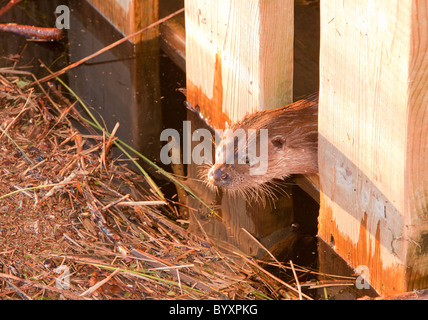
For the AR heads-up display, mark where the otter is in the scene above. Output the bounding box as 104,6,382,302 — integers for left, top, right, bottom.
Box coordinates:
207,93,318,192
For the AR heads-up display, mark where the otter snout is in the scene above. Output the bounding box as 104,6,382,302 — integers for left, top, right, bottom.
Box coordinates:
208,166,231,186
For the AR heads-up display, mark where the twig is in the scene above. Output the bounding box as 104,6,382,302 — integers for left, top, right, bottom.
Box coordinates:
176,269,183,295
105,122,119,155
0,24,62,40
289,260,302,300
62,233,85,249
0,272,84,300
148,264,195,271
4,279,32,300
0,180,77,200
13,186,33,199
0,0,22,18
100,122,119,171
41,171,88,201
101,194,130,211
116,201,168,207
305,281,356,289
80,267,121,297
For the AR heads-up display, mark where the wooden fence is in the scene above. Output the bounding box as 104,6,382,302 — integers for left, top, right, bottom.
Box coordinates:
87,0,427,296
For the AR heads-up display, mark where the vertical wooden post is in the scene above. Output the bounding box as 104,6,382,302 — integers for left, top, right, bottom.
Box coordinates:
184,0,295,255
318,0,428,295
185,0,294,127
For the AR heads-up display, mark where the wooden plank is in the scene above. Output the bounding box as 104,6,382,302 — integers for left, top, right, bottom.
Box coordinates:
160,13,186,71
161,1,319,98
159,0,185,70
318,0,428,295
185,0,294,129
87,0,158,42
184,0,295,255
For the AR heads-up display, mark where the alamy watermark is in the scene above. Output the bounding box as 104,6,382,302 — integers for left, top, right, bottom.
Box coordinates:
55,5,70,30
54,265,70,290
160,121,269,175
355,265,371,289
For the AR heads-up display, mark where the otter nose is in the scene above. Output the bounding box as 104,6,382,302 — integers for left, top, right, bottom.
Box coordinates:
208,167,230,184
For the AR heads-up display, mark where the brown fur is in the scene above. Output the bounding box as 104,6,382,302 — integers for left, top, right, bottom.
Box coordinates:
207,93,318,192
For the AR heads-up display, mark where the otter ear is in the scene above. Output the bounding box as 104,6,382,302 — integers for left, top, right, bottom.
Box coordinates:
271,135,286,150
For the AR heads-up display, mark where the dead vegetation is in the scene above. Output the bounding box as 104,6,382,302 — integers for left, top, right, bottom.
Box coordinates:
0,67,330,300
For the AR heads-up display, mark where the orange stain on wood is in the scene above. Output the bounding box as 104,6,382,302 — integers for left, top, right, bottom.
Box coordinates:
187,52,230,130
319,194,406,295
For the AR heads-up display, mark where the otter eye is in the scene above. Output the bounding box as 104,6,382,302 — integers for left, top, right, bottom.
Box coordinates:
271,136,286,149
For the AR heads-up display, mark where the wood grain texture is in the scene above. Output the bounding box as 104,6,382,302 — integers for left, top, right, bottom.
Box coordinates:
160,13,186,71
87,0,158,42
318,0,428,295
405,0,428,292
185,0,294,128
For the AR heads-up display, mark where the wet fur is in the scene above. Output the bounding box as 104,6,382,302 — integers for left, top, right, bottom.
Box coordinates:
206,93,318,195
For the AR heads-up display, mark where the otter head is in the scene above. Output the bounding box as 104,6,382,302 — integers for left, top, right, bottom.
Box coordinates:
207,97,318,192
207,127,271,190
